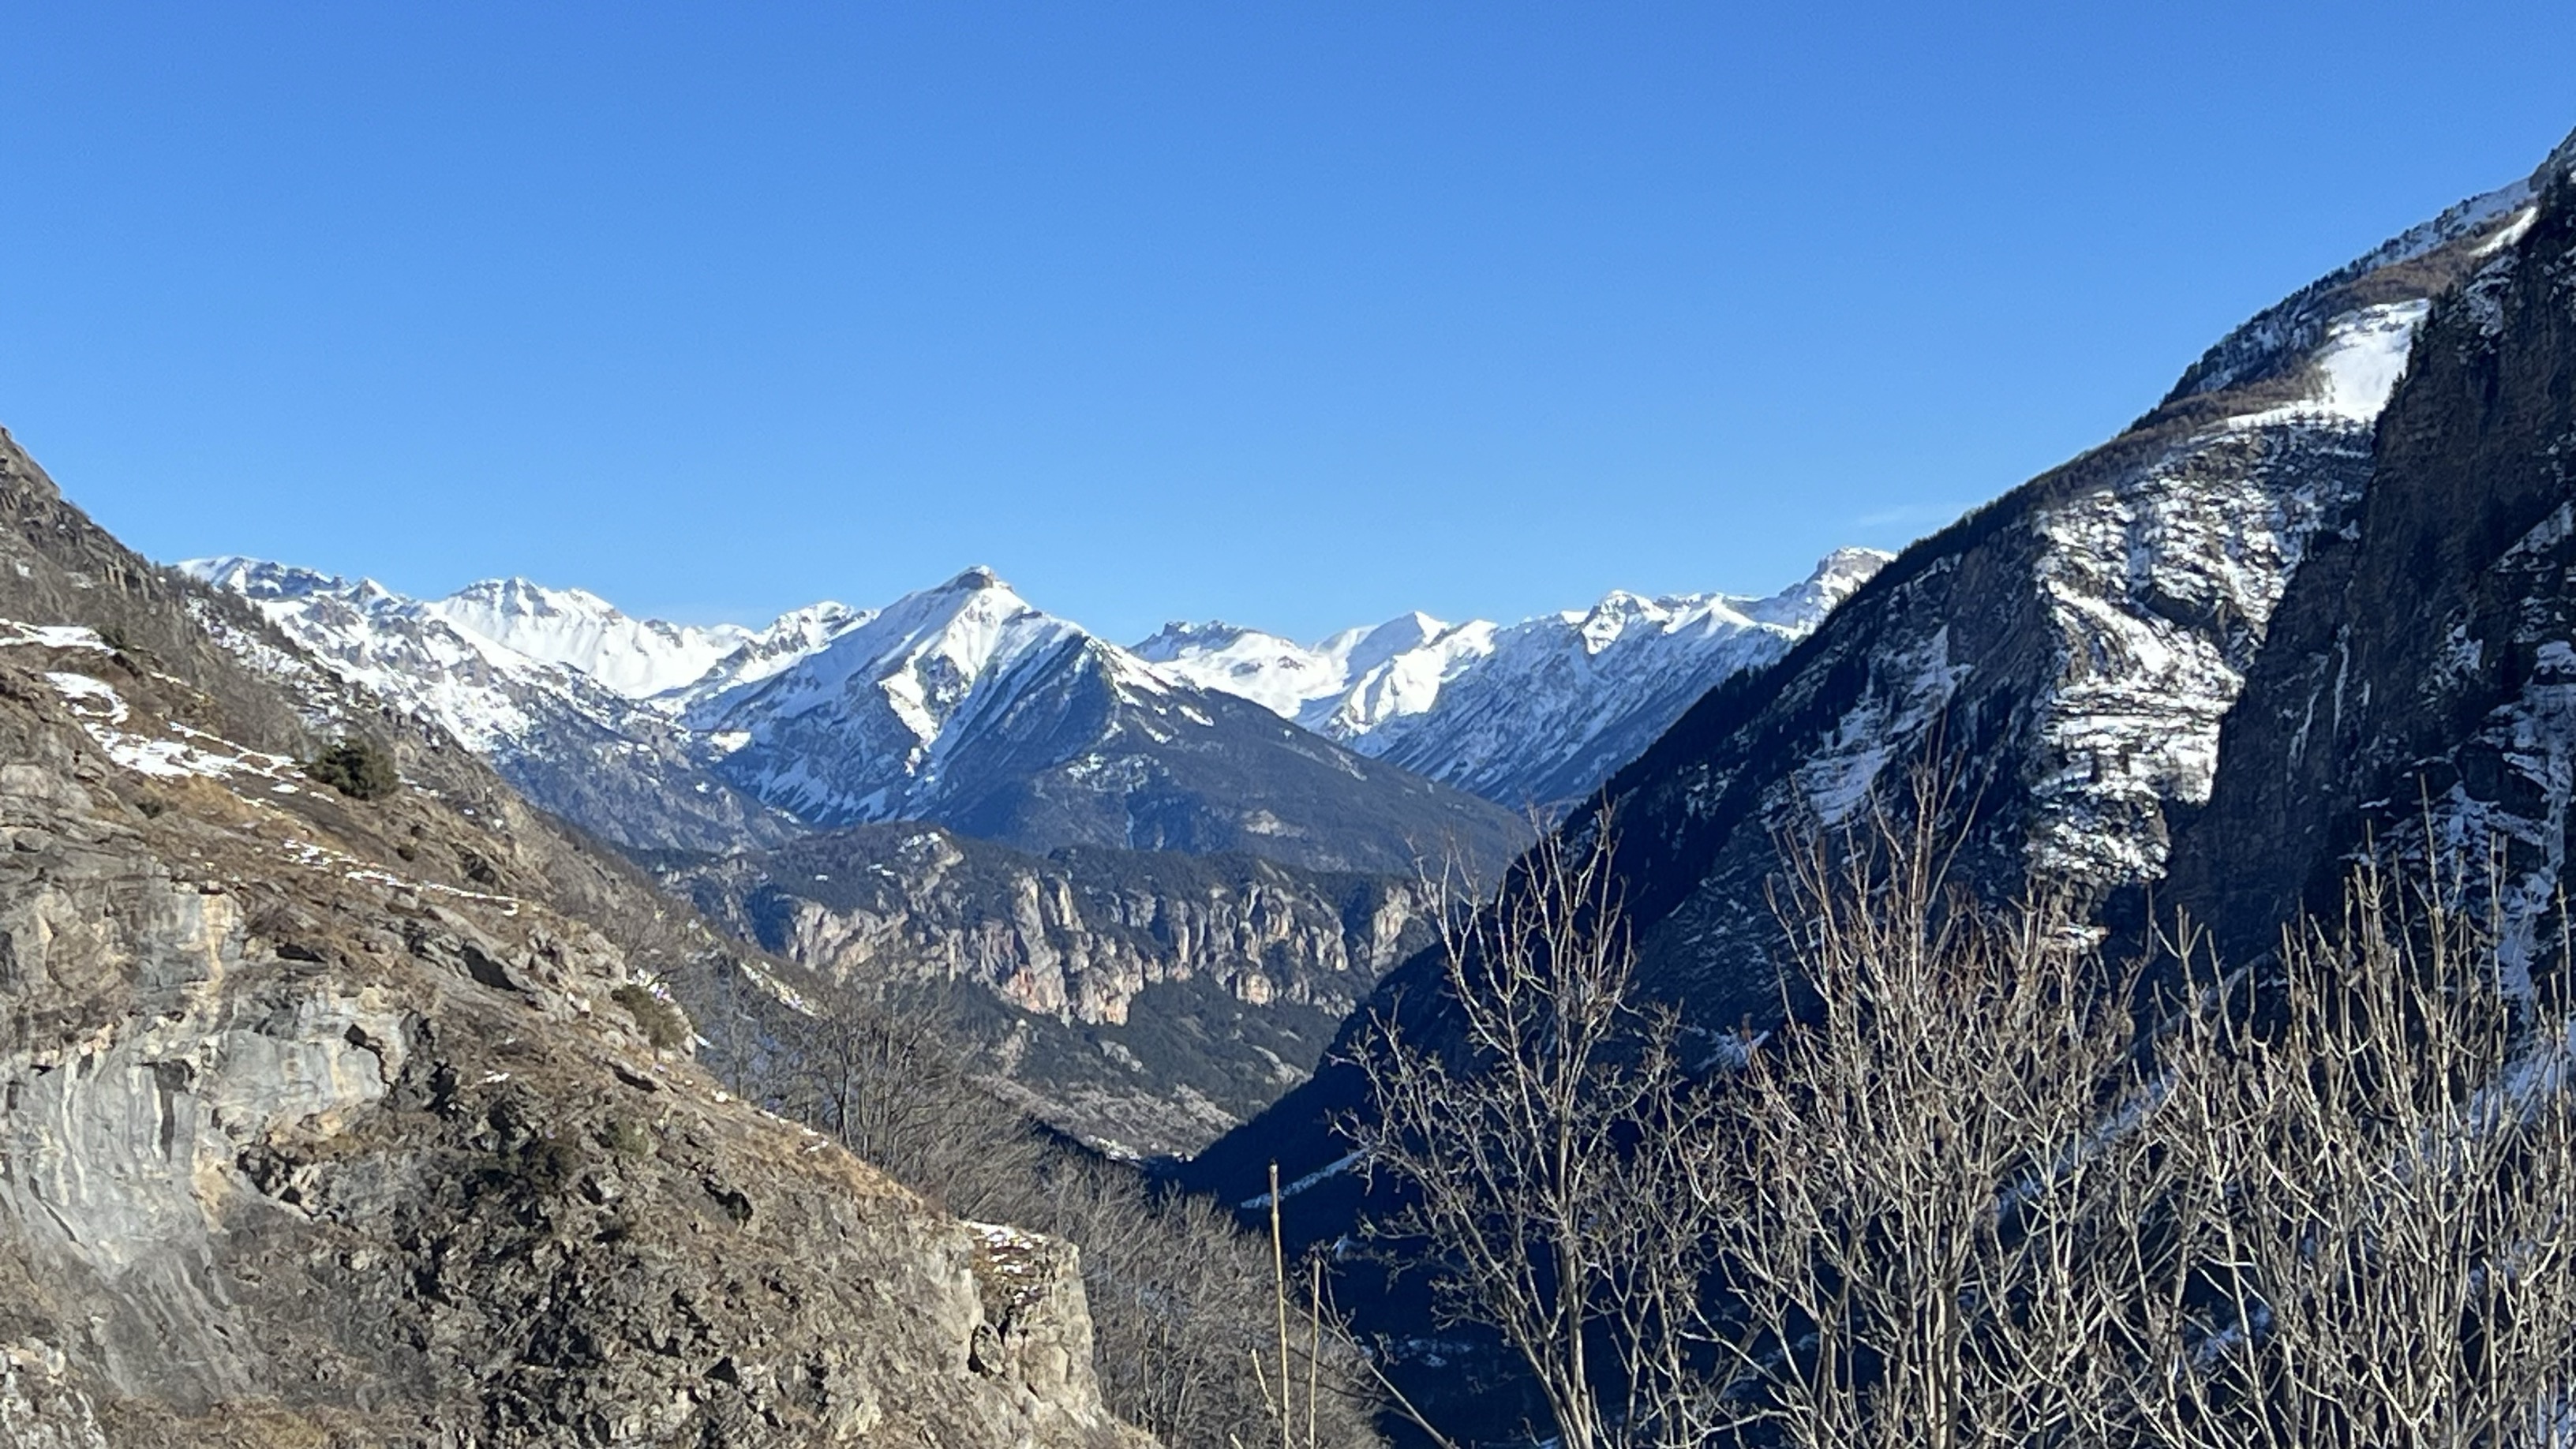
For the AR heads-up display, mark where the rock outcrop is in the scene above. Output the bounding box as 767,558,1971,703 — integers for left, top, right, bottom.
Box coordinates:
0,428,1152,1447
664,824,1434,1158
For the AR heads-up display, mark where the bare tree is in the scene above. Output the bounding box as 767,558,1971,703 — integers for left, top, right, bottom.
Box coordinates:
1702,773,2160,1449
1708,791,2576,1449
2137,863,2576,1449
772,987,1048,1218
1361,765,2576,1448
1350,809,1730,1449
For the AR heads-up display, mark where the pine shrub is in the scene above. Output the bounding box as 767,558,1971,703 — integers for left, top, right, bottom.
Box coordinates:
306,737,399,800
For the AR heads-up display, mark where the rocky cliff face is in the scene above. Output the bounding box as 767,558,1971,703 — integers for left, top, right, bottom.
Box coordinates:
663,825,1433,1158
2167,163,2576,975
0,429,1151,1447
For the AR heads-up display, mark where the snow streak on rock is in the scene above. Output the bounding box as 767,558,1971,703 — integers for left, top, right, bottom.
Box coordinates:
2029,421,2377,882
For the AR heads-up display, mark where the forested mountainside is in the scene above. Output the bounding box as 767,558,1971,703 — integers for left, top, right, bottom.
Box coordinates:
1192,127,2576,1226
0,429,1149,1447
655,823,1435,1158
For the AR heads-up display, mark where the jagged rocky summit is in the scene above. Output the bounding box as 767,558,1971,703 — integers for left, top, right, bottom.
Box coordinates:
0,429,1152,1447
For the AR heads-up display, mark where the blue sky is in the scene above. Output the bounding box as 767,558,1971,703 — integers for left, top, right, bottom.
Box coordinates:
2,4,2570,642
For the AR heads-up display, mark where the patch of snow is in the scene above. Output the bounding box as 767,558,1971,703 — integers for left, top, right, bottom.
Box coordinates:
2233,301,2433,429
1240,1149,1364,1211
31,668,321,792
40,671,126,723
0,621,108,652
2473,205,2540,260
1793,625,1971,826
2028,414,2372,883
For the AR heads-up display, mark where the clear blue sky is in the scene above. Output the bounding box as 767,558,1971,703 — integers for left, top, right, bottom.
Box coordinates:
2,4,2570,642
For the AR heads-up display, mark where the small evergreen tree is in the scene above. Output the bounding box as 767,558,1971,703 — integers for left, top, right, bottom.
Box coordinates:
307,737,399,799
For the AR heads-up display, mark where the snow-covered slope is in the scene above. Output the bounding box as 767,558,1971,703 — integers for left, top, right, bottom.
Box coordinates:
1581,137,2574,1017
421,577,758,698
687,567,1528,873
1133,547,1891,808
178,557,832,852
186,558,1527,874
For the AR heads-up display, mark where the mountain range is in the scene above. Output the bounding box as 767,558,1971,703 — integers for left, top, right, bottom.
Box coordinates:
1134,546,1889,807
184,546,1881,1153
189,549,1886,849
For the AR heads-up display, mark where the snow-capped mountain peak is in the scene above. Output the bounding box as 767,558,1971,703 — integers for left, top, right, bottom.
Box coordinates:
420,575,757,699
1131,548,1895,807
1328,612,1452,675
184,555,399,608
702,565,1095,750
1132,619,1350,718
1744,545,1896,627
182,552,1523,869
663,600,871,707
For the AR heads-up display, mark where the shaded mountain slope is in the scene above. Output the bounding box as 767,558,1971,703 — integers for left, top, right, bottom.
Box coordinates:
1189,129,2572,1212
2164,163,2576,975
179,557,818,856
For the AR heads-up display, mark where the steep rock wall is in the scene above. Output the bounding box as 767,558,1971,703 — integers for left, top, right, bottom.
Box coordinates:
2170,172,2576,972
668,825,1432,1157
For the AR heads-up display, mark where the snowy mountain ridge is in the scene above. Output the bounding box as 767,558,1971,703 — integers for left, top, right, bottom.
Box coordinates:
182,556,865,713
192,546,1883,828
1135,545,1892,807
182,556,1542,870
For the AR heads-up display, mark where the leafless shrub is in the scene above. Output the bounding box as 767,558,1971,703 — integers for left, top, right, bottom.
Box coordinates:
1359,766,2576,1448
2135,863,2576,1449
1706,771,2158,1448
770,988,1048,1217
1351,808,1730,1449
